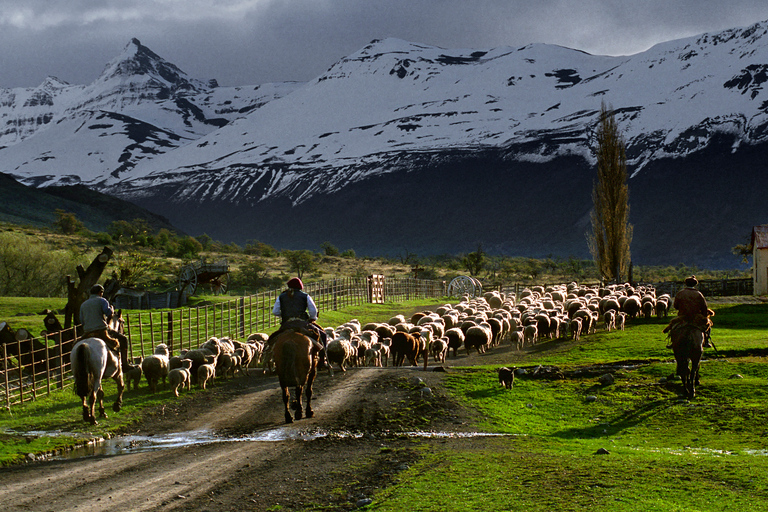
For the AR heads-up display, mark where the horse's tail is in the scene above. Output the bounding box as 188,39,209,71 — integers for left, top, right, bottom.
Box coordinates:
277,341,299,388
73,343,91,398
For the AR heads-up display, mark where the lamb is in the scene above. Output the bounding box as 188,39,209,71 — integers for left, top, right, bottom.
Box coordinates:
615,311,628,331
364,346,382,367
168,359,192,397
509,329,524,350
197,354,217,389
141,343,170,393
372,340,390,367
123,361,142,391
603,310,616,332
431,337,448,363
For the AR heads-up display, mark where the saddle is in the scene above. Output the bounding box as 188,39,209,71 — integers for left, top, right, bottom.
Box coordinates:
270,320,324,352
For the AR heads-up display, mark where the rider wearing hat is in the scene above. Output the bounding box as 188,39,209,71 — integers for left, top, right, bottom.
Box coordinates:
79,284,130,368
269,277,328,368
664,275,714,348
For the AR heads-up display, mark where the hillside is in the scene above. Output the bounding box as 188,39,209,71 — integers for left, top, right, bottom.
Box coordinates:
0,172,180,233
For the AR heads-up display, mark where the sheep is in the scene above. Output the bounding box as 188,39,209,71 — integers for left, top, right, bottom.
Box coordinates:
431,337,448,363
444,327,465,357
523,323,538,346
372,340,390,367
465,323,492,355
498,367,515,389
197,354,217,389
168,359,192,397
390,331,420,367
509,329,524,350
123,361,142,391
364,346,382,367
615,312,628,331
603,310,616,332
326,338,356,372
141,343,170,393
183,337,224,383
569,317,583,341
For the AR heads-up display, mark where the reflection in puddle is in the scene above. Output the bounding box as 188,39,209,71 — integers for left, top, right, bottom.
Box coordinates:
53,428,518,459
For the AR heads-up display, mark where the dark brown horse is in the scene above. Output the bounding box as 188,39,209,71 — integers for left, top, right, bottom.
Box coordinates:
272,330,317,424
671,325,704,400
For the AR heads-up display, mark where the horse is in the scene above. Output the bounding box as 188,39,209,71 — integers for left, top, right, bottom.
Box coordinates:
69,313,126,424
670,324,705,400
272,329,318,424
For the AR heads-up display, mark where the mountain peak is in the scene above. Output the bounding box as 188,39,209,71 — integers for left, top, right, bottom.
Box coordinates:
95,37,208,94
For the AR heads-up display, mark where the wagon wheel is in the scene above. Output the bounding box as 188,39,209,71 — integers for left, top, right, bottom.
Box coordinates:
178,265,198,296
447,275,482,298
209,273,229,295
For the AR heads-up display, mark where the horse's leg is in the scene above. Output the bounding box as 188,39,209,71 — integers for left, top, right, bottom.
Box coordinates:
97,386,107,418
305,373,315,419
88,388,98,425
282,385,293,424
81,395,90,423
112,374,125,413
294,385,304,420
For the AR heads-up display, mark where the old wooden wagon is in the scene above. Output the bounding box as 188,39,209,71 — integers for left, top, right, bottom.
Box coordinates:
178,258,230,296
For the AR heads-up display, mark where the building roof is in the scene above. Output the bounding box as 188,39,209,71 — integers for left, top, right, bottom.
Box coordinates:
752,225,768,249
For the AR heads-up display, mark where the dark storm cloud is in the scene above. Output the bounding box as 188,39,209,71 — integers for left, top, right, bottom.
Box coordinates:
1,0,768,89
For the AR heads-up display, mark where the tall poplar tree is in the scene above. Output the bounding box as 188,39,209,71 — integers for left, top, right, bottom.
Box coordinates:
588,101,633,283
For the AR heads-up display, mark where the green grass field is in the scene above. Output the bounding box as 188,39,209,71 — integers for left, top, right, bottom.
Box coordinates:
372,302,768,511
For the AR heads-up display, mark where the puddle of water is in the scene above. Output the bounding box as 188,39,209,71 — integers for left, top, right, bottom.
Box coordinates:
51,428,518,460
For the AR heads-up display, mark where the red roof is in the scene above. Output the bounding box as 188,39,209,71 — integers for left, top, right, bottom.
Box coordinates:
752,225,768,249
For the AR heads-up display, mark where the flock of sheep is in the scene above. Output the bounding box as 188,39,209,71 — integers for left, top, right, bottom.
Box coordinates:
126,281,669,394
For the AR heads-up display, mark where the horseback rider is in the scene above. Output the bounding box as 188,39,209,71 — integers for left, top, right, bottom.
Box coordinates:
79,284,130,369
664,275,714,348
269,277,328,368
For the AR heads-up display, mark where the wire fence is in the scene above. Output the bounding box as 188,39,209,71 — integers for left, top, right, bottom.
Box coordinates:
1,276,447,409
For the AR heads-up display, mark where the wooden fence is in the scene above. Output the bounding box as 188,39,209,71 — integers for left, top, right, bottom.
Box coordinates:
1,276,447,409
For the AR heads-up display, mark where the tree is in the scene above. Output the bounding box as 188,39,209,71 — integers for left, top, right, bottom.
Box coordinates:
320,241,340,256
53,210,84,234
462,245,485,276
283,250,317,279
588,101,633,284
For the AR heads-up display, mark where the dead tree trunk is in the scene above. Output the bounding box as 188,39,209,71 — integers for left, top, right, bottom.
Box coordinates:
64,246,114,329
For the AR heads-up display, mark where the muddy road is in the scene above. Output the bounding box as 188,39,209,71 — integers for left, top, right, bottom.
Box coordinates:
0,349,505,512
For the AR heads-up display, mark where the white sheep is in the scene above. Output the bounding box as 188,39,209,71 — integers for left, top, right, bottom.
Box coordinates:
168,359,192,397
197,354,217,389
141,343,170,393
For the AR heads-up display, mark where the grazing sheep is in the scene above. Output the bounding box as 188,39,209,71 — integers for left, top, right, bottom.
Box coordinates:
498,367,515,389
197,354,217,389
141,343,170,393
168,359,192,397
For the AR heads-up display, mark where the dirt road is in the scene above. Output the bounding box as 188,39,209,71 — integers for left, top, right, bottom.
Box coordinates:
0,359,487,512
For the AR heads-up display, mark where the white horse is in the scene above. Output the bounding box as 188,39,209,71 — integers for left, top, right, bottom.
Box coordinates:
70,314,125,424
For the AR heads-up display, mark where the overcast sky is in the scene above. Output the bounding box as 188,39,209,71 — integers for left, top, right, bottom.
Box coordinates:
2,0,768,89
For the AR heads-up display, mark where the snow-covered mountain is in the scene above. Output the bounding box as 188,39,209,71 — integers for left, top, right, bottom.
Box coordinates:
3,25,768,268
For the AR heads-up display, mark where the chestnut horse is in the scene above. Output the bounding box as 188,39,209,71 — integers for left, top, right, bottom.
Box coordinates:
272,330,317,424
671,325,704,400
69,313,125,424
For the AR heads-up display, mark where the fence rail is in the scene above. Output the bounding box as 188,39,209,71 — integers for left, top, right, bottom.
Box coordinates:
1,276,448,409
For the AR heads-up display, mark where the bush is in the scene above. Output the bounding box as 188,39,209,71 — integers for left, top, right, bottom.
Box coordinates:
0,232,84,296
